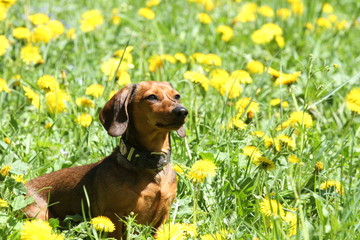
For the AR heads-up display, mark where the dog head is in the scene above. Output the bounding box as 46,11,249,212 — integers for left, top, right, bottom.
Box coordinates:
99,81,187,138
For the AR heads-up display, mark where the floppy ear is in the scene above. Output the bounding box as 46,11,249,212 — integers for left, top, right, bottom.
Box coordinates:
99,84,136,137
176,126,186,138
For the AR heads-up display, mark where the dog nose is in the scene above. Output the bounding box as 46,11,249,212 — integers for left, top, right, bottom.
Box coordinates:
172,106,188,118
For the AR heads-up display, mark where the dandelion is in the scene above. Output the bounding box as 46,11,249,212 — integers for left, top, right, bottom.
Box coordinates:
12,174,27,183
0,78,10,93
0,198,9,208
242,146,262,162
345,88,360,114
188,159,217,183
90,216,115,232
251,131,265,138
44,123,53,129
227,118,247,130
28,13,50,25
259,197,284,217
197,13,212,24
48,20,65,38
201,230,228,240
0,165,11,176
246,60,264,74
229,70,252,84
270,99,289,108
316,17,332,29
174,52,187,64
191,53,221,66
233,11,256,23
80,9,104,32
160,54,176,64
173,164,184,175
235,97,260,116
276,8,291,20
257,5,274,17
288,155,300,163
183,71,209,91
219,79,242,99
101,57,131,80
20,45,44,65
23,86,41,109
76,97,94,108
283,210,298,236
315,161,324,172
21,219,64,240
276,111,313,131
209,68,229,91
0,6,7,21
138,7,155,20
4,137,11,144
148,55,163,72
156,223,197,240
31,25,53,43
75,113,92,127
0,35,10,56
254,157,275,170
216,25,234,42
146,0,161,7
12,27,31,40
45,90,70,113
86,84,104,98
322,3,334,13
66,28,76,39
290,1,304,15
37,75,59,92
320,180,344,195
275,134,296,151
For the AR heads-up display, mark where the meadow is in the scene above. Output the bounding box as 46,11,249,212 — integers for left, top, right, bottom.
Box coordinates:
0,0,360,239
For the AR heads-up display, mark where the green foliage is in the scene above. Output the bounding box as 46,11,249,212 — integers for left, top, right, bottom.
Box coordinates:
1,0,360,239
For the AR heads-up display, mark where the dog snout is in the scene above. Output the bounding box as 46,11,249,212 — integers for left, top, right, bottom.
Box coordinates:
172,106,188,118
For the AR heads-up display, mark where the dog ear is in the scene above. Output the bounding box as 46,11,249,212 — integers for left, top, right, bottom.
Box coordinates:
99,84,136,137
176,126,186,138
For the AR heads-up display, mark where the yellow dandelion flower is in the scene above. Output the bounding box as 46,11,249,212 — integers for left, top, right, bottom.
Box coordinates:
113,46,134,63
276,111,313,131
264,135,275,148
0,35,10,56
322,3,334,13
90,216,115,232
316,17,332,29
251,131,265,138
48,20,65,38
148,55,163,72
44,123,53,129
31,24,53,43
235,97,260,116
227,118,247,130
216,25,234,42
251,29,273,45
259,197,284,217
246,60,264,74
191,53,221,66
254,157,275,170
209,69,229,91
75,113,92,127
174,52,187,64
0,78,10,93
233,10,256,23
320,180,344,195
315,161,324,172
4,137,11,144
12,27,31,40
288,155,300,163
12,174,27,183
335,20,348,30
28,13,50,25
242,146,262,162
156,223,197,240
201,230,228,240
80,9,104,32
138,7,155,20
0,165,11,176
275,35,285,48
229,70,252,84
290,1,304,15
101,57,131,80
85,84,104,98
276,8,291,20
219,79,242,99
327,14,338,23
112,15,121,25
20,45,44,65
197,13,212,24
23,86,41,109
183,71,209,91
146,0,161,7
20,219,64,240
283,210,298,236
0,6,7,21
37,75,59,92
172,164,184,175
257,5,274,18
188,159,217,183
76,97,94,108
66,28,76,40
275,134,296,151
45,90,70,113
345,88,360,114
0,198,9,208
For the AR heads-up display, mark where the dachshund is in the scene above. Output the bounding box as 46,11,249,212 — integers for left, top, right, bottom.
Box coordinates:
24,81,188,239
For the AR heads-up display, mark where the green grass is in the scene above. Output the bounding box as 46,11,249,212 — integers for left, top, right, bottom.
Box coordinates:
1,0,360,239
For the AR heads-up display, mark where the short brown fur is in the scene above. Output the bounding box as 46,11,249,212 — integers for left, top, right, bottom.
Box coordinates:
24,81,188,239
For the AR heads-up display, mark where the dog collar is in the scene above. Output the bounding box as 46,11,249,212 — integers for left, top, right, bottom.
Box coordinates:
117,138,170,171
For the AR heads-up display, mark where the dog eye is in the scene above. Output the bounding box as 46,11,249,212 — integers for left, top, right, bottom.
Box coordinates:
174,94,180,100
145,94,158,101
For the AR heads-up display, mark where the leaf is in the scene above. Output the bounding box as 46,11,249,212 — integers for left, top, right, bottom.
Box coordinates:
11,196,34,211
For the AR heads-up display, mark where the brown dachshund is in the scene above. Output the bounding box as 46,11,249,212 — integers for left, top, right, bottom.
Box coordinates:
24,81,188,239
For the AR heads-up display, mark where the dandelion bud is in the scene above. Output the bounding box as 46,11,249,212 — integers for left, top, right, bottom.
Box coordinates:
315,161,324,172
